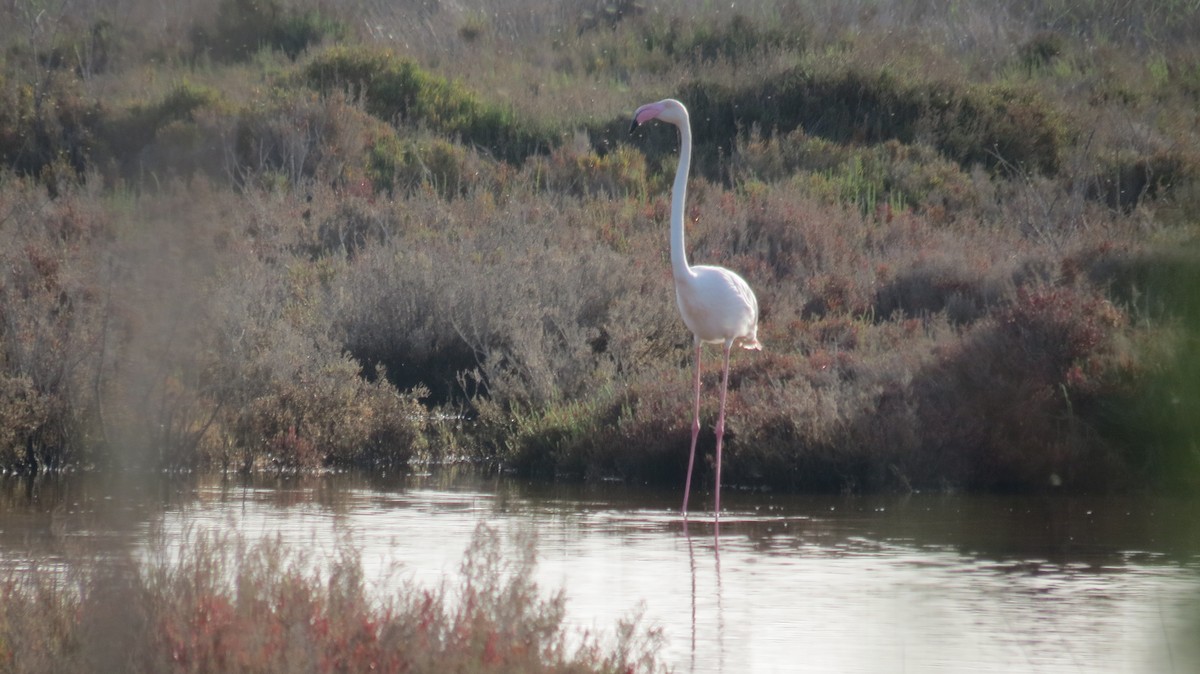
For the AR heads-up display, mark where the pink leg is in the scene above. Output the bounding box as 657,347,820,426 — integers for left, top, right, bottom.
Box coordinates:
682,339,702,516
713,340,733,519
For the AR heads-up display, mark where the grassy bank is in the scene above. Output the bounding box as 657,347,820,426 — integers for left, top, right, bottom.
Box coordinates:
0,0,1198,491
0,525,664,673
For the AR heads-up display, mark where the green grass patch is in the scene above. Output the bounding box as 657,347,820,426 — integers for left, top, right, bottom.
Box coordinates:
304,46,554,164
673,65,1064,178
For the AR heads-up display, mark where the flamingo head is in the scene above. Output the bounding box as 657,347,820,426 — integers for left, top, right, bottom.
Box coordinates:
629,98,688,133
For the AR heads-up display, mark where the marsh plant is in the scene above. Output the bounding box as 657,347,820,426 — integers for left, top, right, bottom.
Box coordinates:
0,0,1197,492
0,524,665,673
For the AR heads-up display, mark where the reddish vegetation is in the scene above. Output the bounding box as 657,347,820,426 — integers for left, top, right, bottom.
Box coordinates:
0,527,665,673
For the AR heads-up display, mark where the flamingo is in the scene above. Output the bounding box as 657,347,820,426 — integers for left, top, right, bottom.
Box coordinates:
630,98,761,519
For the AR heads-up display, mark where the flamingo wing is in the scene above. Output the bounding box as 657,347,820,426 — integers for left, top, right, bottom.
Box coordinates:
676,265,760,348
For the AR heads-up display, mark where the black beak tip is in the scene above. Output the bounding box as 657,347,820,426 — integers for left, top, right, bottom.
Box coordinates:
628,120,639,134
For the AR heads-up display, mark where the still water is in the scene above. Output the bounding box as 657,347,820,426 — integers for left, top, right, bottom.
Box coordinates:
2,470,1199,673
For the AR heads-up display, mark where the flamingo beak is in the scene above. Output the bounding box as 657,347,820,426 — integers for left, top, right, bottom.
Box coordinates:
630,102,664,133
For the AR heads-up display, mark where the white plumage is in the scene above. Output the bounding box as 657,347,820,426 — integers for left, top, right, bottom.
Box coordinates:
631,98,762,519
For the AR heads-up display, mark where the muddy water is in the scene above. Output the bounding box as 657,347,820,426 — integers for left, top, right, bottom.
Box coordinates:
2,471,1199,673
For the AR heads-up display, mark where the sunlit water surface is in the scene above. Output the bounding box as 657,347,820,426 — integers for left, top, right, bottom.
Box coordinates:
2,471,1199,673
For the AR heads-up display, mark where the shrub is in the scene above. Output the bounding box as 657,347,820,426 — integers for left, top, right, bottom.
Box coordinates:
1085,148,1197,212
874,258,1010,324
0,374,49,470
1019,31,1067,74
673,65,1064,179
1072,244,1200,489
170,195,430,471
231,357,428,471
497,393,617,478
915,285,1131,489
367,132,473,199
534,140,648,198
763,139,980,218
32,17,120,78
0,179,116,471
312,201,394,258
0,526,667,673
0,70,103,191
573,0,646,34
234,89,368,188
326,185,681,416
304,47,551,164
643,12,808,65
191,0,344,62
930,84,1063,175
565,10,806,80
103,80,228,179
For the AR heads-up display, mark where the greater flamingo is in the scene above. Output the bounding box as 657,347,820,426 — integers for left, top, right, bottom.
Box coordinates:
630,98,761,519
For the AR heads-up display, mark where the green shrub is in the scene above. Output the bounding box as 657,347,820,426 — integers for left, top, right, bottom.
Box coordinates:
1085,148,1197,212
671,65,1064,179
35,18,120,78
493,364,729,486
1069,244,1200,489
1099,325,1200,490
931,84,1063,175
0,70,103,190
304,47,551,164
639,12,807,65
1019,31,1067,74
272,7,345,59
104,80,227,178
367,132,472,199
566,11,806,79
498,395,616,478
191,0,343,62
533,141,648,198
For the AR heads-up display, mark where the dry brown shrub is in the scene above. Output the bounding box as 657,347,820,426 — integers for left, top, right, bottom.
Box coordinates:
914,284,1132,489
331,188,677,413
0,177,117,470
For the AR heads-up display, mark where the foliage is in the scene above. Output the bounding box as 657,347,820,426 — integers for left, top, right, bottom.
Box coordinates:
0,0,1197,492
367,133,473,199
103,81,228,179
0,69,103,192
304,47,551,164
915,285,1133,489
0,525,666,673
673,66,1064,179
191,0,344,62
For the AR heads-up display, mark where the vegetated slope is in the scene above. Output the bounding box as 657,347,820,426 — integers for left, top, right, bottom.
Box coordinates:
0,0,1197,492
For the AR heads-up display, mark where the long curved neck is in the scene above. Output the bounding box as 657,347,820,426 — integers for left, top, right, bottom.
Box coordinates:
670,115,693,280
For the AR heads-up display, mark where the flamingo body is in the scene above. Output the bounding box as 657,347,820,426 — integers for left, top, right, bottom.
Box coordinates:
631,98,761,519
676,264,761,349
